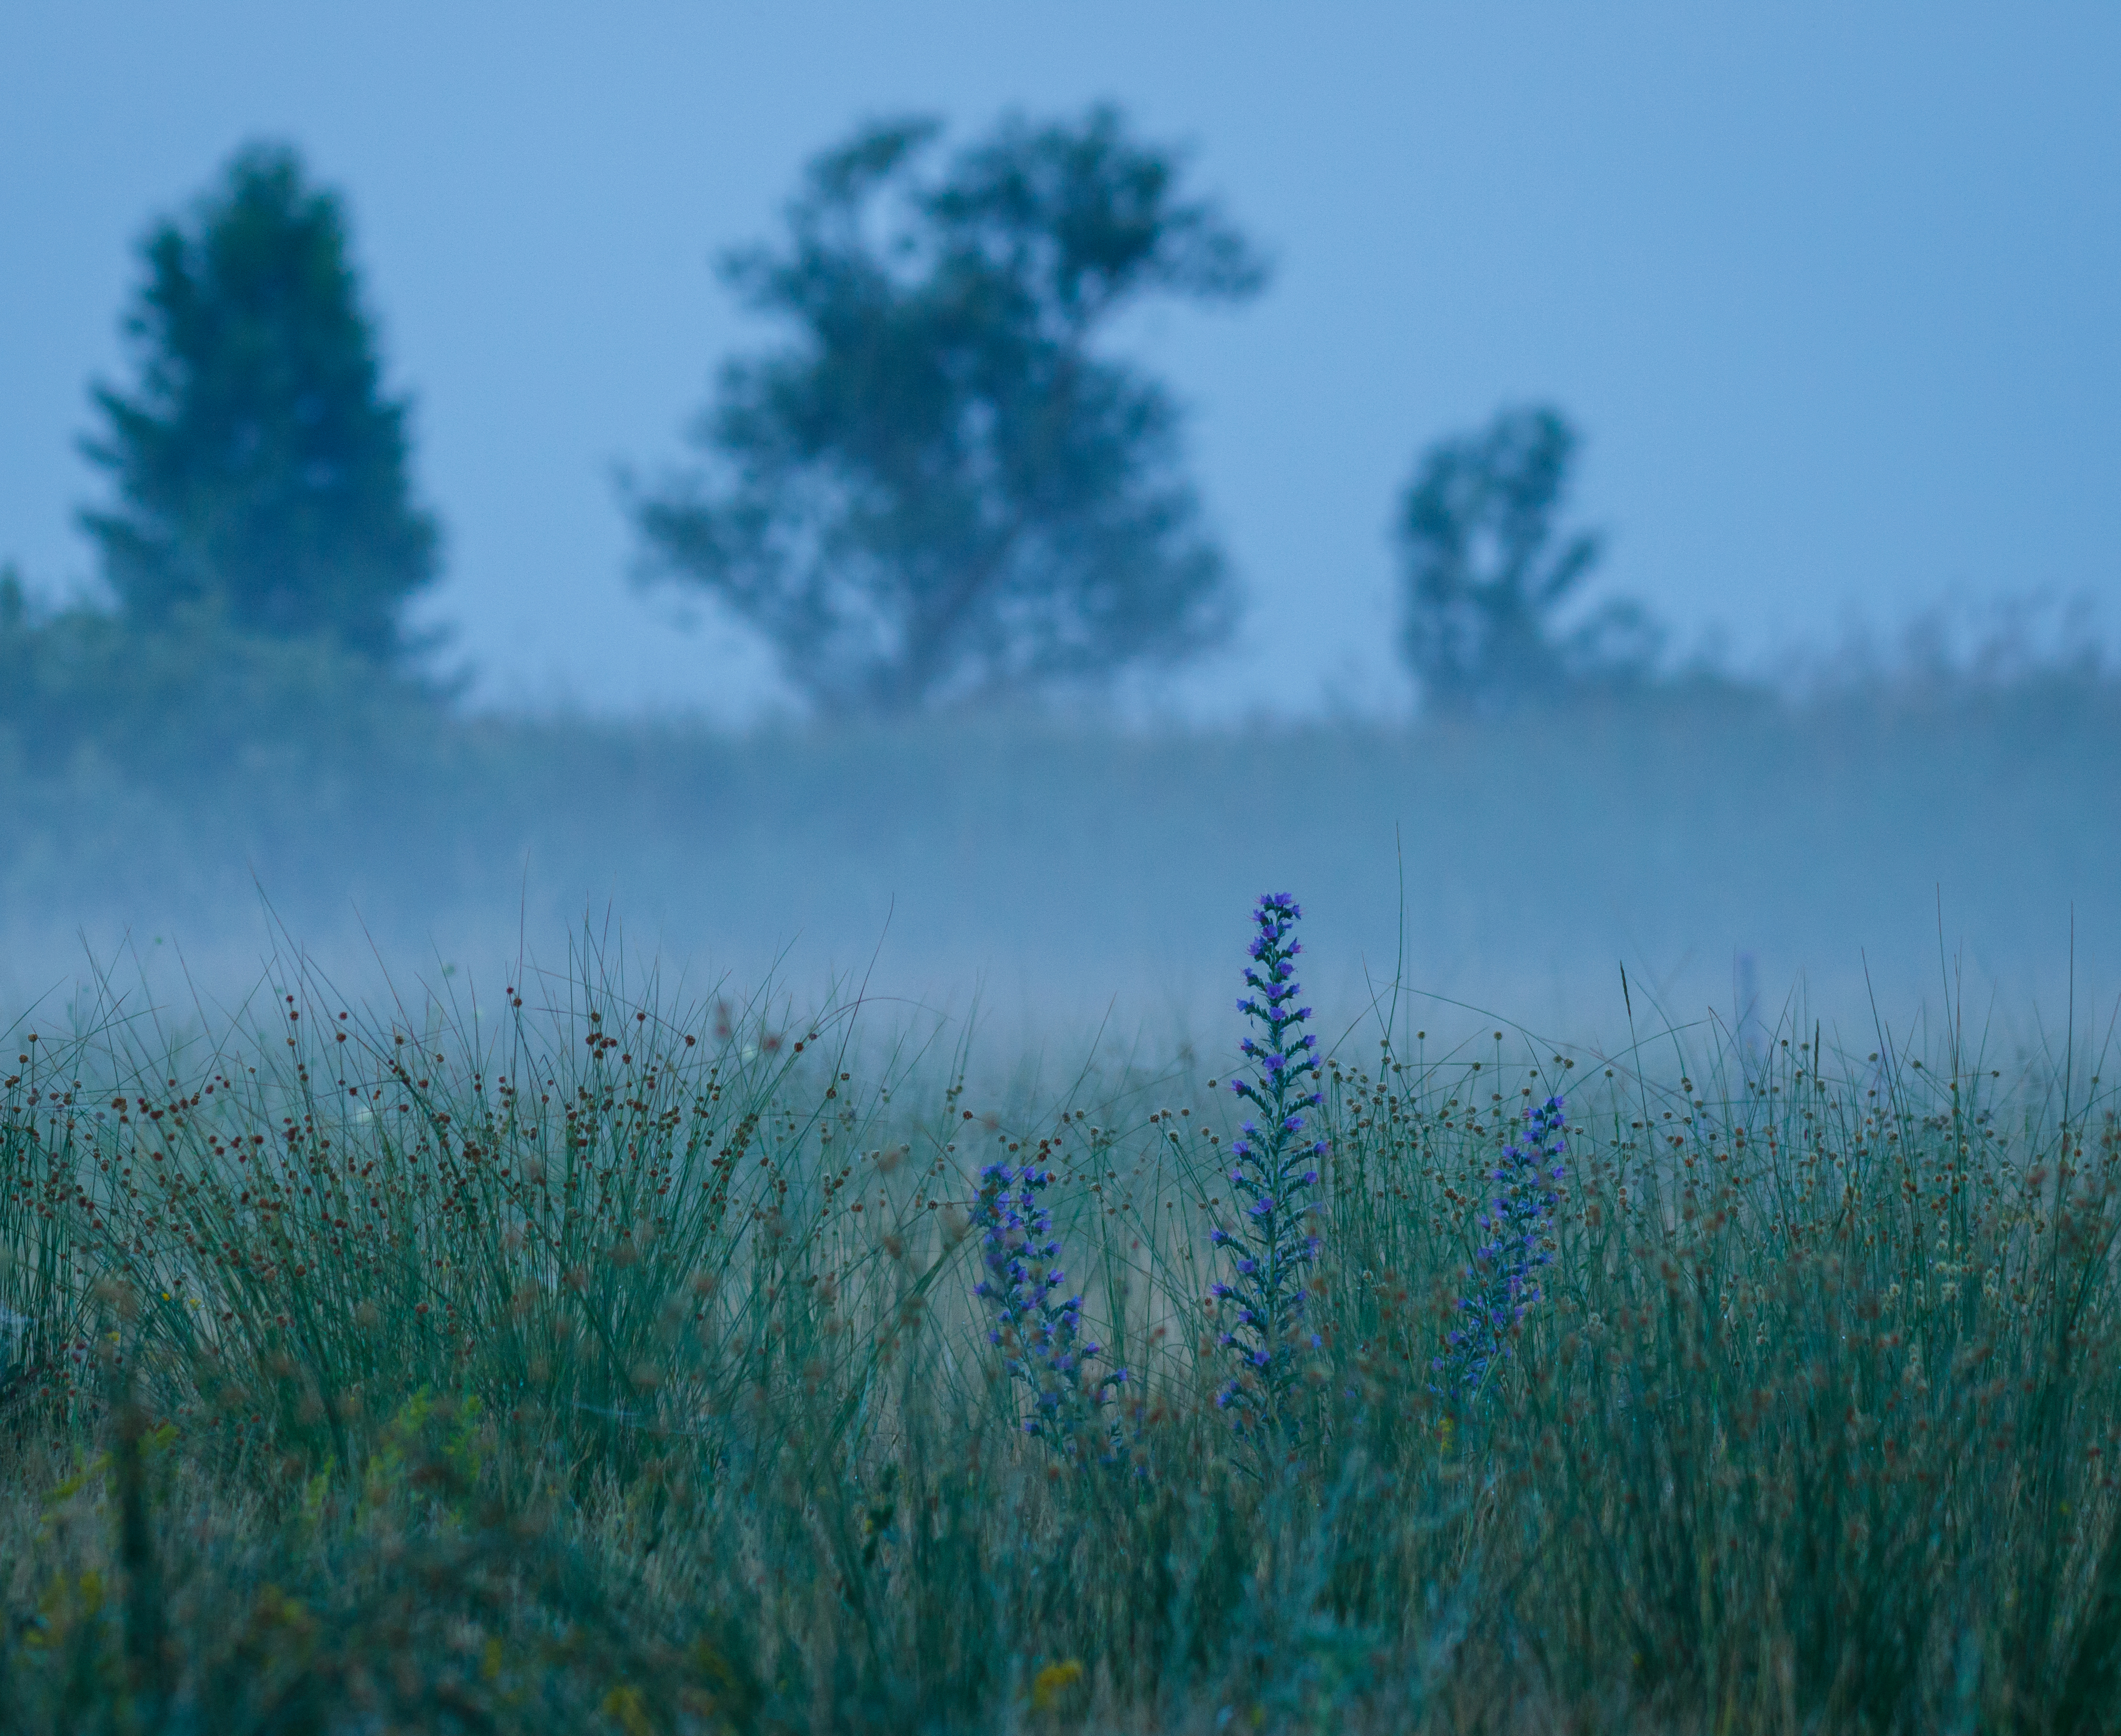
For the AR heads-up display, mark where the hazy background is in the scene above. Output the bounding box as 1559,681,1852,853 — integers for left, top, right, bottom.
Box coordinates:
10,2,2121,715
2,2,2117,1053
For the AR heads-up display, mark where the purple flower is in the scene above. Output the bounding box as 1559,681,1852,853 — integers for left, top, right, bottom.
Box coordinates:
971,1158,1130,1466
1209,893,1327,1442
1434,1095,1566,1407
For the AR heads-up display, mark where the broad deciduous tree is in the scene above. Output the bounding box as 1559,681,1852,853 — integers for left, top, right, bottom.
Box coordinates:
1398,406,1659,717
634,108,1265,717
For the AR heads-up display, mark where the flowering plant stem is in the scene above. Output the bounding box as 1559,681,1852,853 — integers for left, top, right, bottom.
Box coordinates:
972,1159,1126,1465
1434,1095,1566,1413
1211,894,1326,1453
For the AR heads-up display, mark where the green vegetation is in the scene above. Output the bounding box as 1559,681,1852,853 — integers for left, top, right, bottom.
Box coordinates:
78,142,441,666
4,958,2120,1732
7,108,2120,1736
0,571,443,779
1397,405,1661,717
633,106,1265,717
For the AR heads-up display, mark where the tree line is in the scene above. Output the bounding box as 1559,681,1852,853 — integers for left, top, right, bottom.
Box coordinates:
9,118,1660,726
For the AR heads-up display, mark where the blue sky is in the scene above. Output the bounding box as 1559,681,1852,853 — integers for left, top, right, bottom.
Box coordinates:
4,2,2117,721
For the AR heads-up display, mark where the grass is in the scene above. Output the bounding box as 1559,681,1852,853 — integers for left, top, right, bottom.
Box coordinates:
3,947,2121,1733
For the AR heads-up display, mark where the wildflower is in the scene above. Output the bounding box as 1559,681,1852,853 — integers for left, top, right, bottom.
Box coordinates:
1210,894,1326,1440
972,1159,1128,1464
1031,1657,1086,1711
1434,1094,1566,1405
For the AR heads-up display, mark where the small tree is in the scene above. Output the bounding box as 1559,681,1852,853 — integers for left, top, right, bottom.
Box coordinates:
79,143,440,664
1397,406,1659,718
634,107,1266,717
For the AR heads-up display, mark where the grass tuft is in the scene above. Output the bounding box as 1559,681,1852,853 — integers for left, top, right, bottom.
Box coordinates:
3,954,2119,1731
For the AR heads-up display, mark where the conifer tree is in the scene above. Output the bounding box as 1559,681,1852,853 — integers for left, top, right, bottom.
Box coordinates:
80,143,439,663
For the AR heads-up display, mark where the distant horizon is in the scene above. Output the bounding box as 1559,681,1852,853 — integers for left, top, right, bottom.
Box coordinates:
6,2,2119,724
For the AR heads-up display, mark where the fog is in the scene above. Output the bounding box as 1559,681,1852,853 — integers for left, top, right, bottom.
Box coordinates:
6,687,2114,1068
4,5,2119,1067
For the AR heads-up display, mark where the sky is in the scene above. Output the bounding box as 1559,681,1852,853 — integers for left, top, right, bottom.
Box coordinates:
4,2,2119,723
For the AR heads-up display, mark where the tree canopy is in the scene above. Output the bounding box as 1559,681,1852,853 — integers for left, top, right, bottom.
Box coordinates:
79,142,439,664
1397,406,1660,717
634,107,1266,717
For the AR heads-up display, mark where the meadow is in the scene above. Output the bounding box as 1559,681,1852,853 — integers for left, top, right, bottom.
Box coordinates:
4,906,2120,1734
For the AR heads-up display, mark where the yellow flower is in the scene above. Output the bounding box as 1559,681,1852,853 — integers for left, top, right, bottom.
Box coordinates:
1031,1657,1085,1711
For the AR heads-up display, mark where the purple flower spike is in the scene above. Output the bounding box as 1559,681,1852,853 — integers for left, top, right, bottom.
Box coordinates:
1209,893,1328,1442
1434,1095,1567,1408
970,1151,1130,1469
